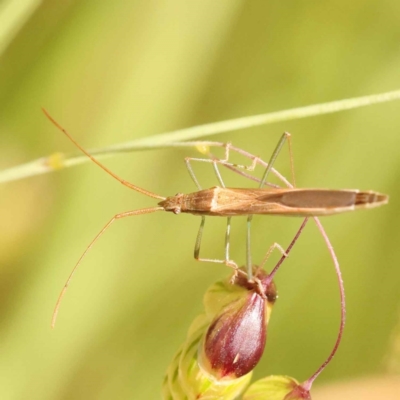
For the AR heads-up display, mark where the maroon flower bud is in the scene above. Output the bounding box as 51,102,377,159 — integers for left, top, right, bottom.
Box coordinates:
199,269,277,380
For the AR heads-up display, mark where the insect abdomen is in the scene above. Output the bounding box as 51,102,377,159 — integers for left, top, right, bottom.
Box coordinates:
355,191,388,207
259,189,388,216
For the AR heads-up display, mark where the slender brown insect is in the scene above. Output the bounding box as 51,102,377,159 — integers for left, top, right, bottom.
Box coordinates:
43,109,388,327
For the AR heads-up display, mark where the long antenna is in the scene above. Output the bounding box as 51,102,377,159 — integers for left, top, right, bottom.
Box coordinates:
42,109,166,200
51,206,164,328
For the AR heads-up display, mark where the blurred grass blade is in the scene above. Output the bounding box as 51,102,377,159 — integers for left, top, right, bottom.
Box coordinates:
1,88,400,184
0,0,42,57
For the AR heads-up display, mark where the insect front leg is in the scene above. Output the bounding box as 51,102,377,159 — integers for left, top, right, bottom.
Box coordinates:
185,148,244,189
185,157,238,273
194,216,241,278
184,140,295,188
184,141,261,180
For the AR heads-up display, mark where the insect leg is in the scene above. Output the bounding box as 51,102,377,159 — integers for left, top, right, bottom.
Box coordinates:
225,217,232,263
194,216,240,277
51,206,164,328
184,140,294,189
194,216,240,274
182,141,292,188
257,243,288,273
259,132,293,187
185,150,239,190
194,216,206,260
246,217,253,280
246,132,294,280
184,141,261,180
211,162,234,267
186,156,236,271
184,157,203,190
216,142,260,171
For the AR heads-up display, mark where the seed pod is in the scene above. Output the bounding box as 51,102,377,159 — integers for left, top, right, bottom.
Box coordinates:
200,270,277,380
162,268,277,399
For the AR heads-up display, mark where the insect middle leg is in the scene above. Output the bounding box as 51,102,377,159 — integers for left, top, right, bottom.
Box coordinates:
193,216,241,279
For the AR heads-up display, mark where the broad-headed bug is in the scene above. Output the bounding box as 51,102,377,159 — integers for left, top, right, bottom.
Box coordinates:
43,109,388,326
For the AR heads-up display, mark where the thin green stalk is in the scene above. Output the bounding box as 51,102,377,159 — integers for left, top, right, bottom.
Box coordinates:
2,89,400,184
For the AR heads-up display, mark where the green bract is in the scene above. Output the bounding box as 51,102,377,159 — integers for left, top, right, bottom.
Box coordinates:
162,271,278,399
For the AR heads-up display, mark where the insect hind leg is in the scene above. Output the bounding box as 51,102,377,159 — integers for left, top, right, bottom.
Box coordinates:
256,242,288,274
246,132,295,280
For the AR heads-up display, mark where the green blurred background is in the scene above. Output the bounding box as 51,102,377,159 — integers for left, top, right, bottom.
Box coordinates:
0,1,399,399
